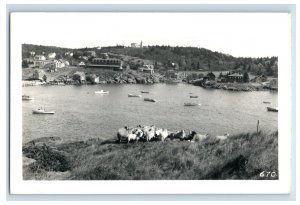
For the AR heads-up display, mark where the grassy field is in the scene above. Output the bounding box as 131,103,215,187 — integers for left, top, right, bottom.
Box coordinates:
23,131,278,180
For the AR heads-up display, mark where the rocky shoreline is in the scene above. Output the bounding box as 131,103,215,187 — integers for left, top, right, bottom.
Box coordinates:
22,68,278,92
188,80,278,92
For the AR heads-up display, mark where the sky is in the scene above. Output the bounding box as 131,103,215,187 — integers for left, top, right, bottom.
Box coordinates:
12,12,290,57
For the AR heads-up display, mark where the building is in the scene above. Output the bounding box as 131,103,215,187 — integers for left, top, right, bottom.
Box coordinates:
82,56,89,60
100,53,109,59
48,52,56,59
34,55,46,61
89,58,123,71
77,61,86,67
138,65,154,74
85,51,96,57
64,51,74,57
131,41,143,48
86,74,99,84
226,73,243,82
32,69,46,81
61,60,69,66
131,43,138,48
33,60,51,68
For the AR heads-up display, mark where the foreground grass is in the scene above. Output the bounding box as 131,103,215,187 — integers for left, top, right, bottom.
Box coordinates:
23,131,278,180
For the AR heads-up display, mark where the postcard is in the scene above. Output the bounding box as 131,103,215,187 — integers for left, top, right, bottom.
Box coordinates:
10,12,291,194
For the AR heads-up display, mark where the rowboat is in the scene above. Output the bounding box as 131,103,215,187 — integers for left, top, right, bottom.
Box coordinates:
128,94,142,97
144,98,156,102
184,103,201,106
267,107,278,112
32,108,55,114
22,95,34,100
141,91,149,94
95,90,109,94
190,96,198,98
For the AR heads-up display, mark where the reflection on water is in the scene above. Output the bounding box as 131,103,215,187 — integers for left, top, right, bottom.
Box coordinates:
23,84,278,143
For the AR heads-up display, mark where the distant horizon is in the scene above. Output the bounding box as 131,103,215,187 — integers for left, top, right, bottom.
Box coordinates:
22,43,279,59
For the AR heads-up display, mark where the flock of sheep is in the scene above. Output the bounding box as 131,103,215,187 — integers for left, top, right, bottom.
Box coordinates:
117,125,230,143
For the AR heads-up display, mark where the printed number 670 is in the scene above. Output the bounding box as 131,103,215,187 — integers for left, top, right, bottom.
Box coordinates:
259,171,277,178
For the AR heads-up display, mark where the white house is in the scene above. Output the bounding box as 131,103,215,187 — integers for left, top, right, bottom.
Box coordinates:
34,55,46,61
78,61,86,67
48,52,56,59
139,65,154,74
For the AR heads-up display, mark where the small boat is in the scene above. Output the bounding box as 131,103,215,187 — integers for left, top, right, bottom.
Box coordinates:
141,91,149,94
267,107,278,112
22,95,34,101
32,108,55,114
190,96,198,98
95,90,109,94
144,98,156,102
184,103,201,106
128,94,142,97
263,101,271,104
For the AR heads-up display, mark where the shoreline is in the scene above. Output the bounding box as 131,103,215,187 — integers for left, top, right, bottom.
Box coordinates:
22,67,278,92
22,80,278,93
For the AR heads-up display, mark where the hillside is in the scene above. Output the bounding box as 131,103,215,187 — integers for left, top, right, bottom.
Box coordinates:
23,131,278,180
22,44,278,77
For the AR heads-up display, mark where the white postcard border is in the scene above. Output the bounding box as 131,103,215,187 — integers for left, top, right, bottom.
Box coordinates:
10,12,291,195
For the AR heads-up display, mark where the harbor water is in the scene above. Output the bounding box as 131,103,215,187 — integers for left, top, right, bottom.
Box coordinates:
22,83,278,143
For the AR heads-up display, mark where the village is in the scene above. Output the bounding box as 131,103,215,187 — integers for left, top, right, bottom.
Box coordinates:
22,43,278,92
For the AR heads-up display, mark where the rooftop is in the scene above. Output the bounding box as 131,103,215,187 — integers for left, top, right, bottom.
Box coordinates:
228,73,243,77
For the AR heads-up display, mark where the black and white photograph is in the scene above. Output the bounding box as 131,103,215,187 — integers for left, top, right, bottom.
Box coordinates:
8,11,293,194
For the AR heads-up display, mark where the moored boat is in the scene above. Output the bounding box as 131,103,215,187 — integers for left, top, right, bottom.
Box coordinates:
95,90,109,94
144,98,156,102
190,96,198,98
32,108,55,114
128,94,142,97
22,95,34,101
184,103,201,106
141,91,149,94
267,107,278,112
263,101,271,104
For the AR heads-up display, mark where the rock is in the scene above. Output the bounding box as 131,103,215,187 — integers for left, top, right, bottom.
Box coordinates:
136,77,147,84
146,78,153,84
153,77,160,83
127,78,136,84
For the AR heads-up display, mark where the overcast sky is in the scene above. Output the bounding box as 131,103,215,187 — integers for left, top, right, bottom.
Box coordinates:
13,12,290,57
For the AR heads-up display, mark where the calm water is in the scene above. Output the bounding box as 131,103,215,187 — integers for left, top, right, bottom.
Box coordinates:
22,84,278,143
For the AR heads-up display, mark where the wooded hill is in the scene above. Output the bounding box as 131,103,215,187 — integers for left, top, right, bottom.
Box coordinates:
22,44,278,77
